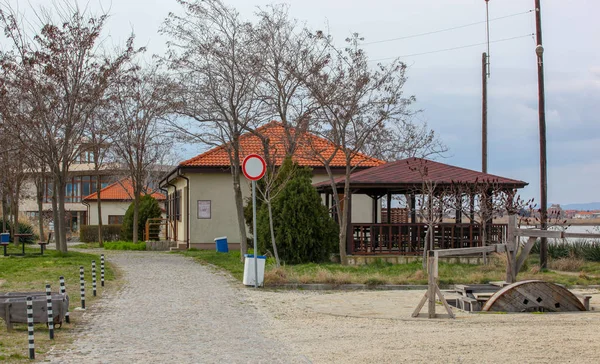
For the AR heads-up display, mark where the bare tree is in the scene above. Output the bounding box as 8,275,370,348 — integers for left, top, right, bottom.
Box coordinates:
362,117,448,162
0,1,140,251
86,108,116,247
299,33,415,265
110,63,174,243
252,4,328,155
162,0,267,258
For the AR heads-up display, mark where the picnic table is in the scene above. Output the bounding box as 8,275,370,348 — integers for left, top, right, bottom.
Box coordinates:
13,233,33,256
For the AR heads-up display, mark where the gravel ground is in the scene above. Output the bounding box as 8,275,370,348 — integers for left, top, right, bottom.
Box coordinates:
47,251,307,364
45,250,600,363
245,288,600,364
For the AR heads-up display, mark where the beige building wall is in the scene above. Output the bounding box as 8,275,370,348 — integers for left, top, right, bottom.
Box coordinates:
86,202,131,225
167,170,378,250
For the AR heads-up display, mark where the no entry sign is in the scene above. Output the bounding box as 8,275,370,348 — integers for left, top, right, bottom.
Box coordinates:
242,154,266,181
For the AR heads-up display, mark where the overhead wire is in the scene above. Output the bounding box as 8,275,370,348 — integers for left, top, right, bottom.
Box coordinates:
369,33,534,63
361,9,533,46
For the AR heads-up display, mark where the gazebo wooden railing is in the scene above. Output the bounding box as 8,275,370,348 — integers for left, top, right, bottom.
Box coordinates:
350,223,507,255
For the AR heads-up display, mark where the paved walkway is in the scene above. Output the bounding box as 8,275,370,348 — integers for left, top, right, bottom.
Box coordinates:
47,251,306,363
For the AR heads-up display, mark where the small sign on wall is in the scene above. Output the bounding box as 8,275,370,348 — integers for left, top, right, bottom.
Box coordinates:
197,200,211,219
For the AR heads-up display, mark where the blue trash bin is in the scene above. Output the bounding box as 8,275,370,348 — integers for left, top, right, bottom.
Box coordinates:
0,233,9,244
214,236,229,253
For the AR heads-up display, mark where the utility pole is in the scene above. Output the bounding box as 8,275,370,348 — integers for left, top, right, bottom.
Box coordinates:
482,52,488,174
482,0,490,174
534,0,548,268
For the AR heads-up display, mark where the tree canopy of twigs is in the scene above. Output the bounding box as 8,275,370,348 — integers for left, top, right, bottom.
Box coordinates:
0,1,141,251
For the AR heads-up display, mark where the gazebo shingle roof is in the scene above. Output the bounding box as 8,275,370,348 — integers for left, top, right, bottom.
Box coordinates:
314,158,528,191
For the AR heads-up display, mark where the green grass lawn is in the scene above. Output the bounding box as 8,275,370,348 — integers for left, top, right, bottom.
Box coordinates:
179,249,600,287
0,244,117,362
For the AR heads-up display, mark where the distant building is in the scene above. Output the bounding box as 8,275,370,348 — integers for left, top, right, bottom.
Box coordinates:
547,204,564,219
574,211,598,219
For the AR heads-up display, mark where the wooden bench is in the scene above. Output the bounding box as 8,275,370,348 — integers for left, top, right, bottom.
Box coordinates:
459,296,480,312
573,293,592,311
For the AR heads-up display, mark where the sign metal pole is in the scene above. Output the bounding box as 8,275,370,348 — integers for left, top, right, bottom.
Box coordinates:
252,180,258,288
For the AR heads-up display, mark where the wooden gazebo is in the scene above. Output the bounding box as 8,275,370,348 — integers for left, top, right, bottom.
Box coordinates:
314,158,528,256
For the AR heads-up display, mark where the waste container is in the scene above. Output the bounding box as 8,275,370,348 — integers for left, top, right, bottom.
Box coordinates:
0,233,9,244
243,254,266,286
214,236,229,253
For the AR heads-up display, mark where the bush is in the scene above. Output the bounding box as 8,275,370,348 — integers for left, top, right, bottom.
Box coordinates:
121,195,162,241
0,218,37,242
255,161,338,264
104,241,146,250
80,225,123,243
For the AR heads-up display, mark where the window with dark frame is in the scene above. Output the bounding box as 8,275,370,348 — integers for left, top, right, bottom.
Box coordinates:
108,215,124,225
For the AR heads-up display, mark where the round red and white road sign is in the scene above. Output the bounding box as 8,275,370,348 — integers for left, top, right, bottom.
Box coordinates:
242,154,266,181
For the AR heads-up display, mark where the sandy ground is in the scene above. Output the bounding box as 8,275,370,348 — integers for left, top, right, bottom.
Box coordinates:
246,288,600,364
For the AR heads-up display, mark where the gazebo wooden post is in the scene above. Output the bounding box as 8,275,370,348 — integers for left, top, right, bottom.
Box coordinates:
410,194,416,223
386,192,392,224
371,195,378,224
469,195,475,223
455,195,462,223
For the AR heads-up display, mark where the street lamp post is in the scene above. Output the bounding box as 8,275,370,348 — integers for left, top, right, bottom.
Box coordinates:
534,0,548,269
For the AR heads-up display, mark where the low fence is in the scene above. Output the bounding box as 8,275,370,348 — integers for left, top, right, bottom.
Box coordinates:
350,223,506,255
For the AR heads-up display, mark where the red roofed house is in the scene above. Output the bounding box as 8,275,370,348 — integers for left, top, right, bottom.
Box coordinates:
83,178,166,225
159,121,384,251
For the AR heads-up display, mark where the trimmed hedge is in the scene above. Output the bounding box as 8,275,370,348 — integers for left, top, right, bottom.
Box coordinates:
80,224,123,243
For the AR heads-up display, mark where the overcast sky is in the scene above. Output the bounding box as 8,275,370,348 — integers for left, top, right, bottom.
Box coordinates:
12,0,600,205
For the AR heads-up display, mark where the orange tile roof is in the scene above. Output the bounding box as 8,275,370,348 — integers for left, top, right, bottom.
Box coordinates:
83,178,166,201
179,121,384,168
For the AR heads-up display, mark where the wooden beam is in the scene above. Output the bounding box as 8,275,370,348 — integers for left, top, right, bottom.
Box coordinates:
516,237,537,274
516,228,600,240
432,245,502,257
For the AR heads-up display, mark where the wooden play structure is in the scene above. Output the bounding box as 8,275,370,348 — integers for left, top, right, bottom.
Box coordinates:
413,215,600,318
1,292,69,330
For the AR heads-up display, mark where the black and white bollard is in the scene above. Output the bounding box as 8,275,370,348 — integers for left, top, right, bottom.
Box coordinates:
92,260,97,297
26,296,35,360
100,254,105,287
79,266,86,310
45,284,54,340
59,276,70,323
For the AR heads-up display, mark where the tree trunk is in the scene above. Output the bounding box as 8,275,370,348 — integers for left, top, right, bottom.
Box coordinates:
36,179,45,242
57,174,68,252
10,196,18,246
51,182,61,250
1,194,7,233
97,176,103,247
267,200,281,268
132,193,140,243
338,174,351,266
231,163,248,261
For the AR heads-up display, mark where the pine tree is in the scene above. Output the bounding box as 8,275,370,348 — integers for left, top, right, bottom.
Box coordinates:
256,165,338,264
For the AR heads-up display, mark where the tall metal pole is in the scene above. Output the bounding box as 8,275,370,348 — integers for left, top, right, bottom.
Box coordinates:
252,180,258,288
534,0,548,268
482,52,488,174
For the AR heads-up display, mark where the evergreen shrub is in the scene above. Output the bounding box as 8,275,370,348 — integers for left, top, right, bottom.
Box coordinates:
255,162,338,264
121,195,162,241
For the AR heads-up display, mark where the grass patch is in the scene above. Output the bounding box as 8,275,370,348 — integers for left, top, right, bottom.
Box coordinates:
177,249,600,287
0,245,117,362
71,242,102,249
103,241,146,251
